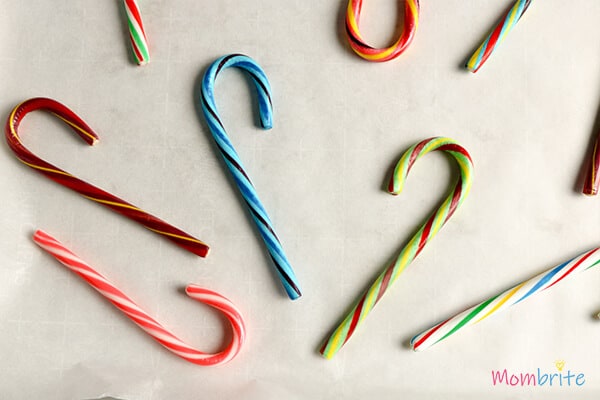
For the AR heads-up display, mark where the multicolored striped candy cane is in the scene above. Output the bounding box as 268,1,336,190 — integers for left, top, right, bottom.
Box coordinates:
465,0,532,73
411,247,600,351
33,229,245,366
6,98,209,257
345,0,419,62
123,0,150,65
320,137,473,359
583,126,600,195
200,54,302,300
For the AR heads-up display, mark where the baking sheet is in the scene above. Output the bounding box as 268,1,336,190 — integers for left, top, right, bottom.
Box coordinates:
1,0,600,398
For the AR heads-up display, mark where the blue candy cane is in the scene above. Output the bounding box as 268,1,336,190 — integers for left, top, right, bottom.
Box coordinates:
200,54,301,300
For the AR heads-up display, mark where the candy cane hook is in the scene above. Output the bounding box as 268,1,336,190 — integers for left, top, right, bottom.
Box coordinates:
200,54,302,300
320,137,473,359
345,0,419,62
6,98,209,257
33,230,245,366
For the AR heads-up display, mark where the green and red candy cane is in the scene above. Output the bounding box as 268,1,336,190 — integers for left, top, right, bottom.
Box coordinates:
320,137,473,359
123,0,150,65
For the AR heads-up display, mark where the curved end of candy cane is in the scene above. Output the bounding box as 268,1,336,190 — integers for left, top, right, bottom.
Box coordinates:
201,54,274,132
184,284,247,365
387,175,404,195
6,98,100,148
345,0,419,62
260,112,273,131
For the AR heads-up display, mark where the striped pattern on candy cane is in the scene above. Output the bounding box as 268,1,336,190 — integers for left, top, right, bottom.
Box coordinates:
200,54,302,300
320,137,473,359
33,230,245,366
411,247,600,351
345,0,419,62
123,0,150,65
465,0,532,73
5,98,209,257
583,127,600,196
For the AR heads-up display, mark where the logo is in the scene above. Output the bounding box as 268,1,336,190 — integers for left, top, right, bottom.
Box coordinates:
491,361,586,387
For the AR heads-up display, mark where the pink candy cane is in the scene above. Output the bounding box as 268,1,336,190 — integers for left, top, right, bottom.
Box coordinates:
33,230,245,366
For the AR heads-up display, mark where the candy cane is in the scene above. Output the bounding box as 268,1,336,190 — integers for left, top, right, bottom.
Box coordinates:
465,0,532,73
5,98,209,257
583,126,600,196
200,54,302,300
411,247,600,351
320,137,473,359
123,0,150,65
33,230,245,365
345,0,419,62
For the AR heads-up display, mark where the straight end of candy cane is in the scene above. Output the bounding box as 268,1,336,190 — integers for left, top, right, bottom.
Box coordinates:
287,289,302,301
136,58,150,67
465,0,532,74
582,139,600,196
464,47,488,74
464,61,480,74
192,244,210,258
123,0,150,66
33,229,49,243
282,278,302,300
410,333,428,352
319,318,355,360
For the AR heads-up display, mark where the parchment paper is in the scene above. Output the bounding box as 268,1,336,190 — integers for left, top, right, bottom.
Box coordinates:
1,1,600,398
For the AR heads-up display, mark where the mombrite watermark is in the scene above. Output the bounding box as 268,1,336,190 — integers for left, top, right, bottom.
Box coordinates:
491,361,586,387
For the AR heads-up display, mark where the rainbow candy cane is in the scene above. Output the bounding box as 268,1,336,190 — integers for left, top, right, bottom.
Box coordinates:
33,230,245,365
345,0,419,62
200,54,302,300
320,137,473,359
466,0,532,72
411,247,600,351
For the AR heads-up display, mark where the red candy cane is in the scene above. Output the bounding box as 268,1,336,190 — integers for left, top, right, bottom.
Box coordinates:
583,126,600,196
6,98,209,257
33,230,245,366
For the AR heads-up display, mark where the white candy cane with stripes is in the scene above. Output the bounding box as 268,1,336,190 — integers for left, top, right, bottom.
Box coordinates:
411,247,600,351
33,230,245,366
123,0,150,65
